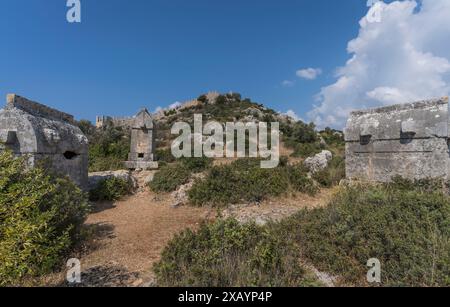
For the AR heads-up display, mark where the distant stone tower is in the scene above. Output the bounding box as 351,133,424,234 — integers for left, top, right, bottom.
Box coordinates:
124,108,158,170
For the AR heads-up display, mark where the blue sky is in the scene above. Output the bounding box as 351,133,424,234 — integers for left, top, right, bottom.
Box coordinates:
3,0,447,128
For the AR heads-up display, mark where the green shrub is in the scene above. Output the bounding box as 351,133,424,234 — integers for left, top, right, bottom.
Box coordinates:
312,156,346,188
291,142,324,158
155,148,176,163
179,157,212,173
188,161,290,206
0,151,90,286
188,159,318,206
282,121,317,144
319,128,345,147
153,219,319,287
288,165,319,195
87,126,130,172
281,181,450,286
89,177,134,201
149,164,191,193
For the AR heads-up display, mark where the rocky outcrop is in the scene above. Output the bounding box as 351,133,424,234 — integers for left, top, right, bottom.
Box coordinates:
303,150,333,174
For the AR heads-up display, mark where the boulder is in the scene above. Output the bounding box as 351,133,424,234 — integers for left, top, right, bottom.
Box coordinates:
303,150,333,174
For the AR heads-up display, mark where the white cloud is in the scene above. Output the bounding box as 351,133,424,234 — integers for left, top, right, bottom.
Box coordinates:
153,101,183,114
168,101,182,110
283,110,304,122
308,0,450,128
296,68,322,80
281,80,295,87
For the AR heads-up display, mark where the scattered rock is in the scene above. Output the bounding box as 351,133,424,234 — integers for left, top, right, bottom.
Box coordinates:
303,150,333,174
144,173,155,185
170,173,205,207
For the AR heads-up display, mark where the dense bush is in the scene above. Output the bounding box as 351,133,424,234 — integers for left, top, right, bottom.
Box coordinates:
89,177,134,201
281,180,450,286
155,148,176,163
290,142,324,158
153,219,319,287
312,156,346,188
282,121,317,145
319,128,345,147
0,151,90,286
149,164,191,192
179,157,212,173
86,124,130,172
288,165,319,195
188,159,316,206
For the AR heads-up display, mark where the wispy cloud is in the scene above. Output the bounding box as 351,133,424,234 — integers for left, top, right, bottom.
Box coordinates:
296,68,322,80
281,80,295,87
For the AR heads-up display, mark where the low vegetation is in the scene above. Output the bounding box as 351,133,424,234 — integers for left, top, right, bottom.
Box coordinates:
188,159,317,207
280,178,450,286
77,121,130,172
179,156,212,173
89,177,134,201
157,177,450,287
153,219,320,287
312,156,346,188
0,151,90,286
149,163,191,192
155,148,176,164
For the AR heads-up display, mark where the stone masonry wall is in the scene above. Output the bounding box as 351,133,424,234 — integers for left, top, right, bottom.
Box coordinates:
345,97,450,182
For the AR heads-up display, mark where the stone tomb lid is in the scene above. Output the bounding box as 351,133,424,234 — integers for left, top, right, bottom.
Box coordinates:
344,97,449,141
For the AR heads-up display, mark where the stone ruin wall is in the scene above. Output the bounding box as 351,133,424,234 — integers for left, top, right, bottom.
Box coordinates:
0,94,89,189
95,115,134,129
345,97,450,182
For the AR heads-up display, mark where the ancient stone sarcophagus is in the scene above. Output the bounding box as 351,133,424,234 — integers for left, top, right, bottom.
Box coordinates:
345,97,450,182
124,108,158,170
0,94,89,189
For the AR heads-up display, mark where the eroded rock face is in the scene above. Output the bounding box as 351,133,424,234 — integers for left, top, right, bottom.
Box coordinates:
304,150,333,174
0,94,89,189
345,97,450,182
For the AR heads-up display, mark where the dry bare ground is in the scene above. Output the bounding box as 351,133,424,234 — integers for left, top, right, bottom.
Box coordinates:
44,183,334,287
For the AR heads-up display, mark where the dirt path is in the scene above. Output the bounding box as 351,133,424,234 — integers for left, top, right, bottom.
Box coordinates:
48,185,334,287
75,189,213,286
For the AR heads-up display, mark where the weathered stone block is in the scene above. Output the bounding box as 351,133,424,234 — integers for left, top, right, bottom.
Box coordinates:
345,97,450,182
0,94,89,189
124,108,158,170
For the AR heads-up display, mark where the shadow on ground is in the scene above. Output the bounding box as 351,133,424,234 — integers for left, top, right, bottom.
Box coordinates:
90,201,116,214
59,263,142,287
